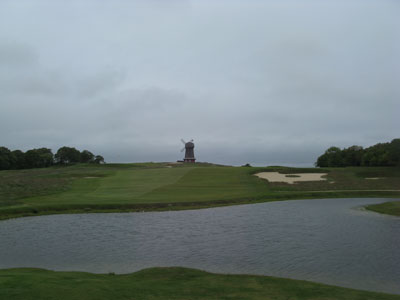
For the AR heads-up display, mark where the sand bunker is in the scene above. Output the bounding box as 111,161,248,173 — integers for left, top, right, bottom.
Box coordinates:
255,172,327,184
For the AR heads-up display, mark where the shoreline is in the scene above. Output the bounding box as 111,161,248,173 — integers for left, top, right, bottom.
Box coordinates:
365,200,400,216
1,191,399,221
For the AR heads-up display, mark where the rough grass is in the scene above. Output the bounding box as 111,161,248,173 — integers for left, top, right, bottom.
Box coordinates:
0,267,399,300
0,164,399,220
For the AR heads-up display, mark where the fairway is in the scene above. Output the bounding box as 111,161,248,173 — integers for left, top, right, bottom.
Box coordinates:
0,163,399,220
25,167,195,204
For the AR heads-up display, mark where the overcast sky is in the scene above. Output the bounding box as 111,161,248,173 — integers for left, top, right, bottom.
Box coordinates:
0,0,399,166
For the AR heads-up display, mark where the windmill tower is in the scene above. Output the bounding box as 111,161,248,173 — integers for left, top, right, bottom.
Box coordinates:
181,139,196,163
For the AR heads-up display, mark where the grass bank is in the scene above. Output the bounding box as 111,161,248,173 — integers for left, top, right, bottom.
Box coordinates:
1,163,399,220
1,267,399,300
366,201,400,216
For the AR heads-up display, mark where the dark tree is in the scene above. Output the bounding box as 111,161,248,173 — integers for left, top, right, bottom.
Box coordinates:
316,153,328,167
25,148,53,168
342,146,363,167
388,139,400,166
0,147,13,170
326,147,343,167
36,148,54,167
316,147,343,167
80,150,95,163
363,143,390,166
24,149,41,168
11,150,26,169
316,139,400,167
94,155,105,164
55,147,81,165
1,146,103,170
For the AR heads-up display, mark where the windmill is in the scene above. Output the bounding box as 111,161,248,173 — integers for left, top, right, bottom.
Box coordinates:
181,139,196,163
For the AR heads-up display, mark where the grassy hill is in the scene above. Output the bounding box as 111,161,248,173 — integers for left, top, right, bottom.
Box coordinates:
0,163,399,220
1,267,399,300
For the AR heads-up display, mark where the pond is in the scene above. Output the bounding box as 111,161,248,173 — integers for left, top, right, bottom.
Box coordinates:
0,198,399,294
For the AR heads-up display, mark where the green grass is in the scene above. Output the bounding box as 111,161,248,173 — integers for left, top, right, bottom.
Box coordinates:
0,163,399,220
366,201,400,216
0,267,399,300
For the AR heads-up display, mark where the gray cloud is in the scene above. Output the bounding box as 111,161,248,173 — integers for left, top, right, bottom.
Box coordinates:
0,41,38,67
0,0,399,166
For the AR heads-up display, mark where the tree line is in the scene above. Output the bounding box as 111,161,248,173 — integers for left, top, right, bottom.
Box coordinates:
316,139,400,167
0,146,105,170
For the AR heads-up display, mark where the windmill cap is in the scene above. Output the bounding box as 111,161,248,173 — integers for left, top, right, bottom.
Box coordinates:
185,142,194,147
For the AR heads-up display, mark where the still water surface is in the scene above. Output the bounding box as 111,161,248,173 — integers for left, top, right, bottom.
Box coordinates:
1,198,399,294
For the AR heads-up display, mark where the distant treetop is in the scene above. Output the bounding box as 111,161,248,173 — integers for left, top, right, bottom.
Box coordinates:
0,146,105,170
316,139,400,167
